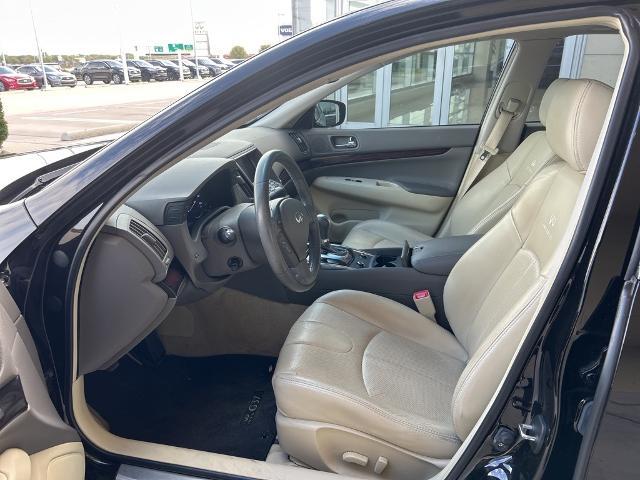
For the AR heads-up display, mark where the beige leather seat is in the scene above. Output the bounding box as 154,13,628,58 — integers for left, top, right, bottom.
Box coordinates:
342,79,567,250
273,79,612,478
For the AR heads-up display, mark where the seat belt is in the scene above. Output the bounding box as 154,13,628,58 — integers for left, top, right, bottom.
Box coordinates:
458,98,521,197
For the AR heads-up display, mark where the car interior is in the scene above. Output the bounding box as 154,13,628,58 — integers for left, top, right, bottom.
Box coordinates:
70,17,626,480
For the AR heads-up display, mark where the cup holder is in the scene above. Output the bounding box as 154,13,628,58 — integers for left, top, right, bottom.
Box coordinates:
374,255,398,268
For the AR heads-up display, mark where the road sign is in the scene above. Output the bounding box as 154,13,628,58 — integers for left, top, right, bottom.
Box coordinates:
153,46,164,53
184,44,193,51
168,43,184,52
279,25,293,36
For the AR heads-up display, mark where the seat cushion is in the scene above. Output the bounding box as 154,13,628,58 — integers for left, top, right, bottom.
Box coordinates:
273,290,468,458
341,220,432,249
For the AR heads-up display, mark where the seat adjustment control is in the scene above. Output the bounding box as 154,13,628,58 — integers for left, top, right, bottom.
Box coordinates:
342,451,368,467
374,456,388,474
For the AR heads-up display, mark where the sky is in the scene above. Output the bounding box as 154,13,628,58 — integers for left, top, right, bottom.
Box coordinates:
0,0,296,57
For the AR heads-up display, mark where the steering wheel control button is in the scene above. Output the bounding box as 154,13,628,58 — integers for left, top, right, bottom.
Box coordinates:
218,226,237,245
227,256,243,271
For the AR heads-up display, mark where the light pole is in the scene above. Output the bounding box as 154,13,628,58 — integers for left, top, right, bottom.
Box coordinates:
189,0,201,79
29,0,48,90
114,1,130,84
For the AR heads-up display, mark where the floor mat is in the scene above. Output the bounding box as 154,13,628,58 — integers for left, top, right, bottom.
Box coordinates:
85,354,278,460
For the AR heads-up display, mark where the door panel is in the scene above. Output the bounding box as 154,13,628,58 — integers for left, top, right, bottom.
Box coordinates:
0,284,84,480
303,125,478,241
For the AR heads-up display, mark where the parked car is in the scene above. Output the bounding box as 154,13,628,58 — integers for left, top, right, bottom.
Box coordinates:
1,2,640,480
193,57,223,76
71,63,85,81
148,59,191,80
208,57,234,70
80,60,141,85
0,66,37,91
126,59,167,82
16,64,77,88
171,58,210,78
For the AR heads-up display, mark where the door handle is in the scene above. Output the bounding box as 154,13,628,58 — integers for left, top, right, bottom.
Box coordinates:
331,135,358,149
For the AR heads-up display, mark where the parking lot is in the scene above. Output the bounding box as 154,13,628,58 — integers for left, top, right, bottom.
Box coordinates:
0,78,209,154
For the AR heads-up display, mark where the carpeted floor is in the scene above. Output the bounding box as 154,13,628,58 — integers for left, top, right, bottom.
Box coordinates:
85,354,278,460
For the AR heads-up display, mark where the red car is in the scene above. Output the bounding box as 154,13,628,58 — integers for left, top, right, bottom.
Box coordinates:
0,65,37,92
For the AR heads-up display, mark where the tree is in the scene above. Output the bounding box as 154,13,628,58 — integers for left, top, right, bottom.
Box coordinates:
229,45,248,59
0,98,8,152
259,44,271,52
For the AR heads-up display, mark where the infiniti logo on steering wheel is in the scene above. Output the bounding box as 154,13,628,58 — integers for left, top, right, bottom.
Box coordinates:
295,211,304,223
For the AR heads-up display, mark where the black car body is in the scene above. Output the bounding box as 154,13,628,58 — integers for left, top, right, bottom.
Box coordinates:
0,2,640,480
148,59,191,80
16,64,77,87
194,57,222,76
80,60,142,85
126,59,167,82
71,63,85,81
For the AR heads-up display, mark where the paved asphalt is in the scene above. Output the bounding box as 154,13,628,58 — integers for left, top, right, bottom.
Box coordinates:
0,78,209,154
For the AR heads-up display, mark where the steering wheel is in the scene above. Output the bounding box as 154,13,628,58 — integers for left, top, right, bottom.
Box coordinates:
254,150,321,292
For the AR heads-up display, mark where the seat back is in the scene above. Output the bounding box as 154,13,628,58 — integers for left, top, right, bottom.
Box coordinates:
438,79,567,237
443,79,613,439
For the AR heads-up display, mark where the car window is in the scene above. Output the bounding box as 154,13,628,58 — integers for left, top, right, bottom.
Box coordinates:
0,67,15,74
526,33,624,122
335,38,512,128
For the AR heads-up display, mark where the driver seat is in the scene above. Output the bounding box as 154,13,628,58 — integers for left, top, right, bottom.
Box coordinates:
272,79,613,478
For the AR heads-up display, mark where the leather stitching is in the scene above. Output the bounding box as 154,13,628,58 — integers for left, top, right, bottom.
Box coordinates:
276,375,461,443
572,81,592,172
451,286,544,432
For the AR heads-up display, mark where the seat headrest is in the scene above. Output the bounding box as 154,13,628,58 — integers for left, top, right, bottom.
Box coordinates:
538,78,567,126
546,78,613,172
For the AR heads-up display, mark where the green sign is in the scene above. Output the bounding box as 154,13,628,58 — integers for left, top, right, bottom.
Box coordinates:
184,44,193,51
153,46,164,53
168,43,184,52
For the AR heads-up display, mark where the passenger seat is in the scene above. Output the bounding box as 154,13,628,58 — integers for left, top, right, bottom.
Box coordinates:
342,79,568,249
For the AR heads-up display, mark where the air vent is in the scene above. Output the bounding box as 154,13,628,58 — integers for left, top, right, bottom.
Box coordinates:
288,132,309,153
129,219,168,259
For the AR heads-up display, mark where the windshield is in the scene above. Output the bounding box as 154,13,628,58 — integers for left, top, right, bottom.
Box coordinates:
180,59,195,67
197,58,213,65
44,65,60,73
159,60,174,67
134,60,153,68
0,66,15,74
105,60,122,68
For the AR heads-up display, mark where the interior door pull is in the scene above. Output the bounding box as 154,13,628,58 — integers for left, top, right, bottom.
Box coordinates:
331,136,358,149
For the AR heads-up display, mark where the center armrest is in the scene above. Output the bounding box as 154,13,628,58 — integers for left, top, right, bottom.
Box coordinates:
411,235,481,276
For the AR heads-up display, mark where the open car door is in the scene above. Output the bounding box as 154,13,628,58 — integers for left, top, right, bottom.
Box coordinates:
0,283,84,480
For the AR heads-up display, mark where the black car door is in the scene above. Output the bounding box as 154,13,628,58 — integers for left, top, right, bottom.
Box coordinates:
302,38,511,242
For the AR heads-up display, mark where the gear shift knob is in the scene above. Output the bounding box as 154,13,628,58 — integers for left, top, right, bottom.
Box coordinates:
316,214,330,243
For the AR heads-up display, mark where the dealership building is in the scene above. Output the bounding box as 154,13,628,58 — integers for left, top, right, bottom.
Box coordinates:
291,0,624,129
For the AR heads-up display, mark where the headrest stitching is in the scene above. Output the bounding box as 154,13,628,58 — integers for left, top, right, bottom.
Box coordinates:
573,81,593,172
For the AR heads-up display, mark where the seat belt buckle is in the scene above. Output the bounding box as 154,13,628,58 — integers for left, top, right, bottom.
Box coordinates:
413,290,436,321
479,145,498,162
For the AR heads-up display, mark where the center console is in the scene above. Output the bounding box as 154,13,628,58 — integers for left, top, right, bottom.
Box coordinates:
309,214,481,326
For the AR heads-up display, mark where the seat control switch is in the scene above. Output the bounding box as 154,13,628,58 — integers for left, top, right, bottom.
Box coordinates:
374,456,388,474
342,451,368,467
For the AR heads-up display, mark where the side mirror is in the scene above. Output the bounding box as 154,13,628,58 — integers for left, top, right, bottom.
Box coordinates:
313,100,346,128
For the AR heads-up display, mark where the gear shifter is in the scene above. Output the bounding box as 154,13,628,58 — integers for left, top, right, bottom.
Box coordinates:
317,213,331,250
316,213,352,264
